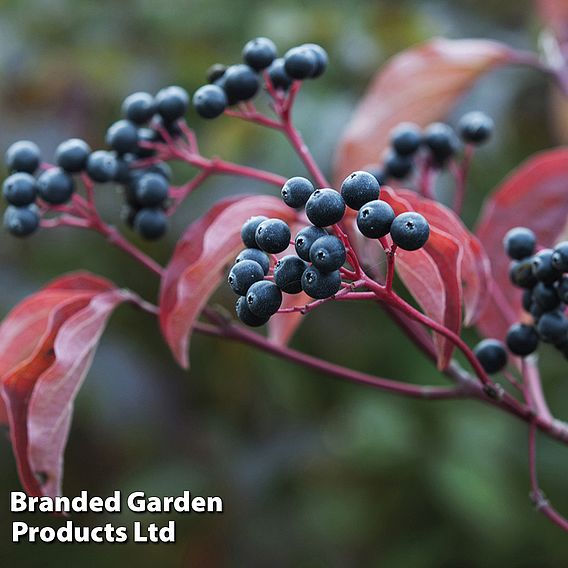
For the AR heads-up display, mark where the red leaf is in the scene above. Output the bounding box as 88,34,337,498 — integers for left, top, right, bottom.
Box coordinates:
333,38,522,184
0,273,130,497
476,148,568,340
160,195,298,368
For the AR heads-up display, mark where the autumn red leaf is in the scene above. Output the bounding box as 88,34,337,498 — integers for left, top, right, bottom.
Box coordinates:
333,38,528,184
159,195,298,368
476,148,568,340
0,272,132,498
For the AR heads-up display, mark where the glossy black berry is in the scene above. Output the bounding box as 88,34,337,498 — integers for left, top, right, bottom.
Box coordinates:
105,120,139,155
532,249,562,285
552,241,568,272
506,323,539,357
192,85,228,119
474,339,508,374
384,150,414,179
390,212,430,251
533,282,561,311
274,255,308,294
509,258,537,289
2,173,37,206
134,128,158,159
301,43,328,78
281,176,314,208
134,208,167,240
255,218,291,254
357,200,395,239
37,167,75,205
236,296,270,327
241,216,268,249
537,310,568,344
122,92,156,124
390,122,422,156
557,275,568,303
246,280,282,317
305,189,346,227
228,259,265,296
224,65,260,103
301,266,342,299
5,141,41,174
243,37,277,71
207,64,227,84
522,289,533,312
155,86,189,122
423,123,459,165
284,46,316,80
458,111,494,145
4,204,40,237
236,248,270,275
295,225,327,261
340,171,380,211
309,235,346,273
86,151,118,183
267,58,292,91
503,227,536,260
134,173,169,207
55,138,91,173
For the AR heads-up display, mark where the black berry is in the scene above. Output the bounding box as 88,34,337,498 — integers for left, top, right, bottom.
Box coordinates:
557,275,568,303
246,280,282,317
552,241,568,272
106,120,139,154
228,259,265,296
356,200,395,239
390,122,422,156
55,138,91,173
281,176,314,208
537,310,568,344
134,173,169,207
309,235,346,273
2,173,37,206
192,85,228,119
458,111,494,145
532,249,562,285
423,123,459,165
134,208,167,240
224,64,260,103
255,218,291,254
37,167,75,205
305,188,346,227
207,64,227,84
5,141,41,174
509,258,537,289
533,282,561,311
522,289,533,312
301,266,342,299
235,248,270,275
340,170,380,211
301,43,328,78
274,255,308,294
236,296,269,327
295,225,327,261
384,150,414,179
122,92,156,124
474,338,508,374
134,128,158,159
390,212,430,251
155,86,189,122
284,46,316,79
503,227,536,260
4,204,40,237
243,37,277,71
241,216,268,249
267,58,292,91
506,323,539,357
86,151,118,183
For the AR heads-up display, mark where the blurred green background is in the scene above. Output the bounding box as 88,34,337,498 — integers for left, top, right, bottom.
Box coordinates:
1,0,568,566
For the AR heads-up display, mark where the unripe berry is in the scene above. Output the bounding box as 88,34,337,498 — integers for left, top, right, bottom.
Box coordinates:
473,338,507,374
390,122,422,156
246,280,282,317
294,225,327,261
241,216,268,249
340,171,380,211
503,227,536,260
134,208,167,240
4,204,40,237
356,200,395,239
458,111,494,145
301,266,341,299
281,176,314,209
284,46,317,79
3,173,37,206
224,64,260,102
55,138,91,173
255,218,291,254
155,86,189,122
506,323,539,356
5,140,41,174
122,92,156,124
305,189,346,227
228,259,265,296
235,248,270,275
243,37,278,71
37,167,75,205
390,212,430,251
274,255,308,294
236,296,270,327
86,151,118,183
192,84,228,119
309,235,346,273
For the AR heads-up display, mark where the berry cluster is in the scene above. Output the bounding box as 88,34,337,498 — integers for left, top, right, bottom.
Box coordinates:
368,111,494,184
2,86,195,240
229,171,430,327
192,37,327,119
